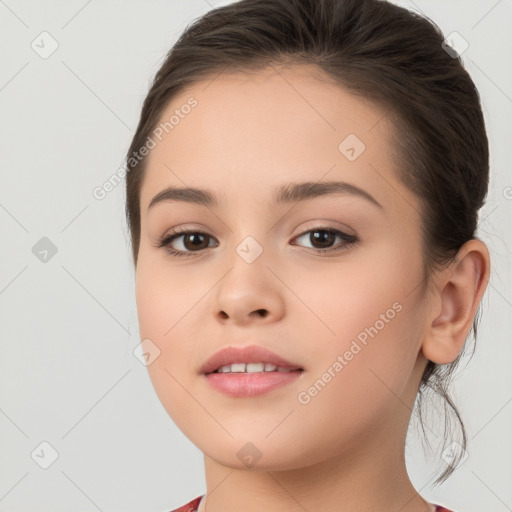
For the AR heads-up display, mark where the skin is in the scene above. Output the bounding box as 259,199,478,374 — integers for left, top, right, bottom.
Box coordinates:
134,64,490,512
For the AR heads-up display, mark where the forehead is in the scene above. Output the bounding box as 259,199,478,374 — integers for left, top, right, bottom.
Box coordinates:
139,64,410,216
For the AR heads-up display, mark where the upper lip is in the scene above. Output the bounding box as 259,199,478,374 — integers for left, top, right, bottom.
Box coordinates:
200,345,303,375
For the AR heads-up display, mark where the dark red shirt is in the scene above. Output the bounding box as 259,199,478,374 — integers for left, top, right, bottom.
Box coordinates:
170,495,455,511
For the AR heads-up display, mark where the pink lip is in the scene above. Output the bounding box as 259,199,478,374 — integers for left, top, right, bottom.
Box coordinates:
199,345,304,398
205,371,303,398
199,345,303,375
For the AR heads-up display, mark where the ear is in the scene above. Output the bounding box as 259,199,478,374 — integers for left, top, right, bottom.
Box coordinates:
421,239,491,365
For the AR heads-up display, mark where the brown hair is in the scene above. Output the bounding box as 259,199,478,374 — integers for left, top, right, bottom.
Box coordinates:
124,0,489,485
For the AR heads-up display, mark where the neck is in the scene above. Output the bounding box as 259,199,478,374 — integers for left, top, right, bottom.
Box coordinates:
197,420,433,512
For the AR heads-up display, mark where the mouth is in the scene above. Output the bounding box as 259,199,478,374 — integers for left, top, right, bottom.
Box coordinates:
199,344,304,376
207,363,303,374
200,345,304,398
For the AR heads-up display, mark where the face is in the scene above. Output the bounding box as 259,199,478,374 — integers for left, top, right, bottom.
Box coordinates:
135,64,431,470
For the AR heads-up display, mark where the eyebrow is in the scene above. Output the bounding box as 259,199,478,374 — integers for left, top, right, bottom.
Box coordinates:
148,180,383,210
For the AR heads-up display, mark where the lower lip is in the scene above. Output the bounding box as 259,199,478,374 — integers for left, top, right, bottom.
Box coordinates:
204,370,303,397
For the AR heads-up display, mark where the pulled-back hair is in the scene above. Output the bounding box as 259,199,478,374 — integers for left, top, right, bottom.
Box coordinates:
124,0,489,485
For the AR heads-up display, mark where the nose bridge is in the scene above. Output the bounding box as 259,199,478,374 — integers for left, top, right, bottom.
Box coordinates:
222,202,272,268
212,230,285,324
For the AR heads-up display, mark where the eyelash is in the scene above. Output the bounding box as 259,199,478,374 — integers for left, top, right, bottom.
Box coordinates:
155,226,358,258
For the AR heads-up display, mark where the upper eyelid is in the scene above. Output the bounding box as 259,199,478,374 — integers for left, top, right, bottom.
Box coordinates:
166,224,352,238
167,220,354,236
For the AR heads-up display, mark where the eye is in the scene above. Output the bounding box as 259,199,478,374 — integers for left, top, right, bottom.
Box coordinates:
291,227,358,254
155,226,358,258
156,228,218,258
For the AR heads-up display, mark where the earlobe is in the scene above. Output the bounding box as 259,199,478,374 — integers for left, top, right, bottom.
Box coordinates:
421,239,490,365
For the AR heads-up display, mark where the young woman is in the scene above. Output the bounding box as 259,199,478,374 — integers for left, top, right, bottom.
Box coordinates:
124,0,491,510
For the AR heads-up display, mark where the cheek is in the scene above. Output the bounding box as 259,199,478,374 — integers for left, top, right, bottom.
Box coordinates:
288,241,425,400
290,238,423,342
134,257,208,419
289,302,424,466
135,254,206,342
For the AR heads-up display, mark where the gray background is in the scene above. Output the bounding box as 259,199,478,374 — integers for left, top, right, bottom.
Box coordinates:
0,0,511,511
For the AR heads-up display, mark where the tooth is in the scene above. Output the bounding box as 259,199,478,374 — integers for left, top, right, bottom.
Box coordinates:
213,362,296,373
246,363,265,373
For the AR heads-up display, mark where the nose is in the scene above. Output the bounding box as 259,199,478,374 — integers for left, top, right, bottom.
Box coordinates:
213,250,286,326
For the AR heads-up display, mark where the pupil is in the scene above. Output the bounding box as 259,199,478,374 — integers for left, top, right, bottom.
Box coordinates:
312,230,334,248
185,233,208,250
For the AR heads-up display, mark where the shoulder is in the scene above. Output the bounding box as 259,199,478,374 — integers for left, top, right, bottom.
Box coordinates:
168,495,203,512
